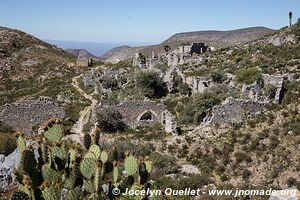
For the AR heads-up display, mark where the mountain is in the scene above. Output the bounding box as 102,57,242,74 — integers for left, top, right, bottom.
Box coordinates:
102,27,274,63
0,27,89,120
65,49,96,58
163,27,274,47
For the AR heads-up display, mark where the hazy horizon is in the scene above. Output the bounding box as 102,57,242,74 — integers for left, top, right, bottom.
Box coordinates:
1,0,299,43
45,39,155,56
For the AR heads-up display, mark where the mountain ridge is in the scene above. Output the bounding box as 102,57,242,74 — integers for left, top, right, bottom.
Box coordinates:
102,26,274,63
65,49,96,58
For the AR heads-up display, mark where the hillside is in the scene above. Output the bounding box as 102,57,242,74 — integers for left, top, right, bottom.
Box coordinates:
65,48,96,58
102,26,274,64
0,27,90,120
163,27,274,47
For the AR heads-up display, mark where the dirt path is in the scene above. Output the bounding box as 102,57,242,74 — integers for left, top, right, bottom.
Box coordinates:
67,75,98,144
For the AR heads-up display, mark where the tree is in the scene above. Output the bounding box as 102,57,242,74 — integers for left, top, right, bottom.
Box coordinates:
135,71,167,98
96,107,126,133
138,53,146,64
289,11,293,27
163,45,171,54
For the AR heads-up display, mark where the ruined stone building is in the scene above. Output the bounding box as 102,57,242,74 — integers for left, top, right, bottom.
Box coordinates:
201,98,265,126
174,43,209,55
190,43,209,55
0,96,65,134
76,56,93,67
103,100,178,135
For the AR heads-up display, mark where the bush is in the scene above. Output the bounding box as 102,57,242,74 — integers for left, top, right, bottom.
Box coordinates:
135,71,167,98
151,153,177,175
210,71,227,83
0,133,16,156
0,121,14,133
96,107,126,133
287,177,297,187
178,83,191,95
242,169,252,179
155,63,168,73
235,67,262,85
180,86,229,125
192,88,225,123
100,77,119,90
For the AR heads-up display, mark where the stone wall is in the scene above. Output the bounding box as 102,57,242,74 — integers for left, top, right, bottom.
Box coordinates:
202,98,265,126
0,96,65,133
100,100,177,135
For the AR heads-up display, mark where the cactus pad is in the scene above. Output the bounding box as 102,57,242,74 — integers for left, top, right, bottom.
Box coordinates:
42,186,60,200
144,161,153,173
10,191,30,200
83,133,92,150
80,158,96,179
44,124,63,142
17,135,26,154
42,164,61,181
100,151,108,164
66,187,83,200
89,145,100,159
124,155,138,176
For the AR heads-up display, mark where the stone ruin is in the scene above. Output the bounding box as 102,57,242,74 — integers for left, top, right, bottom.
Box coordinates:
76,56,92,67
100,100,178,135
201,98,265,126
241,74,292,104
185,76,213,94
0,96,65,134
174,43,210,55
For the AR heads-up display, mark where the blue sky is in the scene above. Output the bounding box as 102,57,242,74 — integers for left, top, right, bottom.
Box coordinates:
0,0,299,43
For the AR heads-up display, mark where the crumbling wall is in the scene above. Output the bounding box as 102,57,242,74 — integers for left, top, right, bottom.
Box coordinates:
101,100,177,135
0,96,65,133
202,98,265,126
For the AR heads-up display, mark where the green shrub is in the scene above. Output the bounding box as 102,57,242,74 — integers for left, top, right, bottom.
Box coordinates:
100,77,119,90
242,169,252,179
210,71,227,83
155,63,168,73
151,153,177,175
0,133,16,156
287,177,297,187
235,67,262,85
0,121,14,133
178,83,191,95
135,71,167,98
96,107,126,133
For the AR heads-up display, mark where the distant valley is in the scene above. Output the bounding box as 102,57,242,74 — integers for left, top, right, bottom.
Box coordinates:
45,40,153,57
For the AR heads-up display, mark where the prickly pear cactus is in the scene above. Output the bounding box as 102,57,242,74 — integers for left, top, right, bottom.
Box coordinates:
42,186,60,200
68,149,77,168
10,191,30,200
44,124,63,142
66,187,83,200
94,130,100,145
84,179,95,193
144,161,153,173
41,164,61,181
125,155,138,176
63,171,77,190
89,144,100,159
10,121,154,200
16,132,26,154
80,158,97,179
100,151,108,164
113,162,119,184
83,133,92,150
19,149,37,176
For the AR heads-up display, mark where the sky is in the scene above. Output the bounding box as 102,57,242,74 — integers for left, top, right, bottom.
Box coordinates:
0,0,299,44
